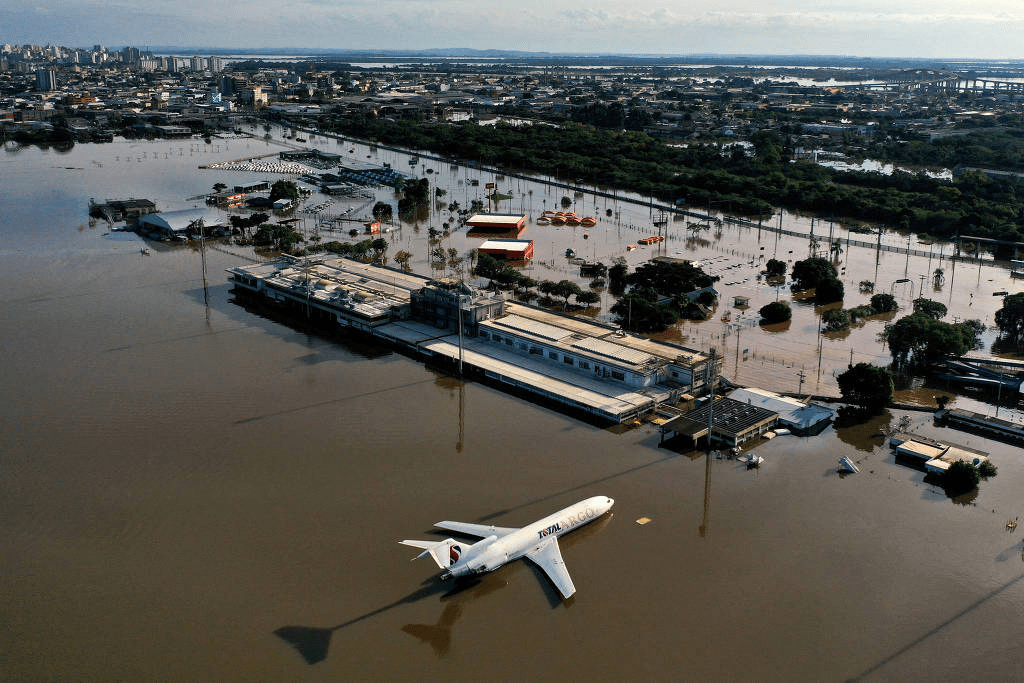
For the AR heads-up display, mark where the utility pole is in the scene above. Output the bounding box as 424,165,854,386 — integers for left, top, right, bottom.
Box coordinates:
706,348,717,452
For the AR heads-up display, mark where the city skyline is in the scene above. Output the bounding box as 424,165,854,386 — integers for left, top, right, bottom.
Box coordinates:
3,0,1023,60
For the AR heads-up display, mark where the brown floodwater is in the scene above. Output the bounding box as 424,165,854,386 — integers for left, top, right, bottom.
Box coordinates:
2,134,1024,681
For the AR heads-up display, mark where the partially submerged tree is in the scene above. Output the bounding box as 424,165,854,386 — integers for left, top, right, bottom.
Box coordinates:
269,180,299,202
886,313,974,367
372,201,393,223
625,260,717,296
791,257,837,291
912,297,947,320
942,460,980,497
576,290,601,307
611,290,679,332
837,363,893,416
822,308,850,331
393,250,413,271
815,276,844,304
759,301,792,324
764,258,787,277
995,292,1024,345
870,293,898,313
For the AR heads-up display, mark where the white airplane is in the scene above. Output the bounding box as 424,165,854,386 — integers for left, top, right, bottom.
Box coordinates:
401,496,614,599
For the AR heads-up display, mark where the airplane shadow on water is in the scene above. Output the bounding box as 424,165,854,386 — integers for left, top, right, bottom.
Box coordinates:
274,512,613,664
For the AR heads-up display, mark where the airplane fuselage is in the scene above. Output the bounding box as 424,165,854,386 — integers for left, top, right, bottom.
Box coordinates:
443,496,613,580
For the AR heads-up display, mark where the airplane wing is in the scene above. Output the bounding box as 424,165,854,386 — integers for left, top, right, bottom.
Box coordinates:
434,521,518,538
525,537,576,599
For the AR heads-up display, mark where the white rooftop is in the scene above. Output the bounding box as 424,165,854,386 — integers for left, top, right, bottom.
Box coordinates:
728,387,835,431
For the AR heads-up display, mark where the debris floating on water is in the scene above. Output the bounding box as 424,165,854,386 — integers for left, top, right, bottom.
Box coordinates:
839,456,860,474
636,517,652,525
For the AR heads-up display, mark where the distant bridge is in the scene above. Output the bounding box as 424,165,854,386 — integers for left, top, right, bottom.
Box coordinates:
847,69,1024,95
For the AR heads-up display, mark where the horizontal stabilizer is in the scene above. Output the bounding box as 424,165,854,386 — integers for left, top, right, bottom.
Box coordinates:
400,538,464,569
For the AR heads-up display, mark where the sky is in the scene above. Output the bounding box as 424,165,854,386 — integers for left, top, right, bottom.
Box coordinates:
4,0,1023,59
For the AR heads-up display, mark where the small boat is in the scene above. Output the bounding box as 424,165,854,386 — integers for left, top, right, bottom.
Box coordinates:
536,216,551,225
626,244,637,251
566,217,580,226
565,248,576,257
838,456,859,474
581,217,597,227
550,217,565,225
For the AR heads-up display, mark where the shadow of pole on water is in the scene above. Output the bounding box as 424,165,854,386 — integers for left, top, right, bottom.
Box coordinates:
849,571,1024,681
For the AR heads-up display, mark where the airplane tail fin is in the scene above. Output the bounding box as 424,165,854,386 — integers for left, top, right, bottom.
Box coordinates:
399,538,465,569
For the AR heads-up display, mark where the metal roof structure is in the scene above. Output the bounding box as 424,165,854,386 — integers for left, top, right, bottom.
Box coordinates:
492,314,572,343
662,396,777,446
501,302,711,369
570,336,655,366
466,213,526,226
137,207,224,233
727,387,834,433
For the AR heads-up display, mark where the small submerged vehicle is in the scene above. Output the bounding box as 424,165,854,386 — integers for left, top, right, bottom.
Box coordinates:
740,453,764,469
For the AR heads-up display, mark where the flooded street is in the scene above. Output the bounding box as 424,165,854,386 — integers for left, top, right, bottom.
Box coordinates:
2,134,1024,681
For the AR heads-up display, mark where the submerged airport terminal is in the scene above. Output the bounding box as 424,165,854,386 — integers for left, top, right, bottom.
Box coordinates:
228,253,838,442
229,254,720,425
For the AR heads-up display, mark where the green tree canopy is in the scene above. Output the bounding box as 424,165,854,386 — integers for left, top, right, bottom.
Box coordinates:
552,279,583,306
608,263,629,294
815,276,845,304
870,293,898,313
625,260,717,297
372,201,393,222
759,301,792,324
611,292,679,332
269,180,299,202
912,297,948,320
765,258,787,277
398,177,431,216
942,460,980,496
393,250,413,270
837,363,893,414
886,312,974,367
822,308,850,331
791,257,837,291
995,292,1024,345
